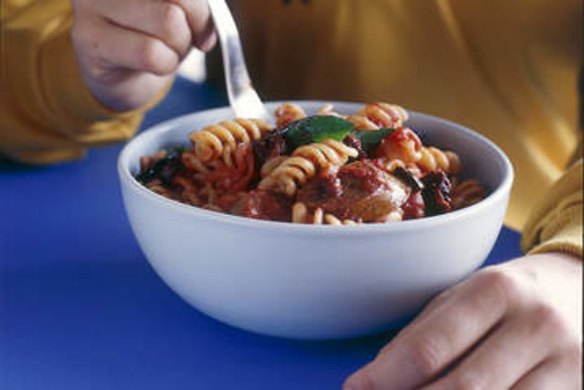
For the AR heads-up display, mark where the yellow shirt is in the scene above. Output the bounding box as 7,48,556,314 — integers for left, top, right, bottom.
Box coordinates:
0,0,148,164
1,0,582,257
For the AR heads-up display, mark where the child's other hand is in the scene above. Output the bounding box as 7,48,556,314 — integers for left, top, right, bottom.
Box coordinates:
344,253,582,390
71,0,216,111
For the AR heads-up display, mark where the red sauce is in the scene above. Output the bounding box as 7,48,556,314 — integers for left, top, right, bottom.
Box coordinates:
204,144,255,194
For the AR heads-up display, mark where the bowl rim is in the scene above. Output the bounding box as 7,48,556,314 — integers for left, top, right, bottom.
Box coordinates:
118,100,514,236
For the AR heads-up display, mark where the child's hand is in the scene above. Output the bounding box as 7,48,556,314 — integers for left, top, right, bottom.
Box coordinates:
71,0,216,111
344,253,582,390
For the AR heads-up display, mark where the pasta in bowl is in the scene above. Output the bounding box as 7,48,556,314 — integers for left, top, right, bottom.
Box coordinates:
118,101,513,339
135,102,485,225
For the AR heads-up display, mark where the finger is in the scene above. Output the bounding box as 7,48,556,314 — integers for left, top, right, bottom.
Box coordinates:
169,0,216,51
95,0,192,59
421,305,560,390
512,354,582,390
344,269,515,390
78,16,179,77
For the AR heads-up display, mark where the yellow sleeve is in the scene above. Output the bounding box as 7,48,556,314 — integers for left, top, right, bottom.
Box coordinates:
0,1,169,164
521,159,583,258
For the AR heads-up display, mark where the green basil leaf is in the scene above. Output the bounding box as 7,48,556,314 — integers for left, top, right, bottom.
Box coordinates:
352,128,394,154
282,116,355,150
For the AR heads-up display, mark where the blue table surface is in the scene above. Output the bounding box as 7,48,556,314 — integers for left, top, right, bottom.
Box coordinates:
0,77,522,390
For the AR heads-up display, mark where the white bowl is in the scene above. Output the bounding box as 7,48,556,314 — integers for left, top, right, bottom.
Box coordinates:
118,101,513,339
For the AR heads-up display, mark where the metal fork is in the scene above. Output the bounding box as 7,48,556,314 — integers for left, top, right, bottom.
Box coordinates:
207,0,272,122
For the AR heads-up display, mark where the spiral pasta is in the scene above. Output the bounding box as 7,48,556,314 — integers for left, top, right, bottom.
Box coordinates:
190,118,271,165
182,149,210,175
417,147,461,175
198,183,219,208
275,103,307,128
451,179,485,209
137,101,486,224
294,139,358,166
192,144,255,197
258,139,358,196
171,173,202,206
257,156,316,196
347,102,409,131
292,202,359,225
374,209,403,223
179,143,255,209
260,156,288,178
378,158,423,178
374,127,423,165
379,158,406,172
145,178,175,199
315,103,344,117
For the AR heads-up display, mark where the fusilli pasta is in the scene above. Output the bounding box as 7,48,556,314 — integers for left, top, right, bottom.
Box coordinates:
451,179,485,209
136,102,486,224
259,139,358,196
347,102,409,131
292,202,359,225
417,147,461,175
275,103,307,128
190,118,271,165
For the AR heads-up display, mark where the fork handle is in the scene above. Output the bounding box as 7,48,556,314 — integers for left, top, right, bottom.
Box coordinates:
208,0,253,104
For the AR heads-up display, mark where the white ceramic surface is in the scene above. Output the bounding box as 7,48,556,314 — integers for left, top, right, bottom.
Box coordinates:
118,101,514,339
